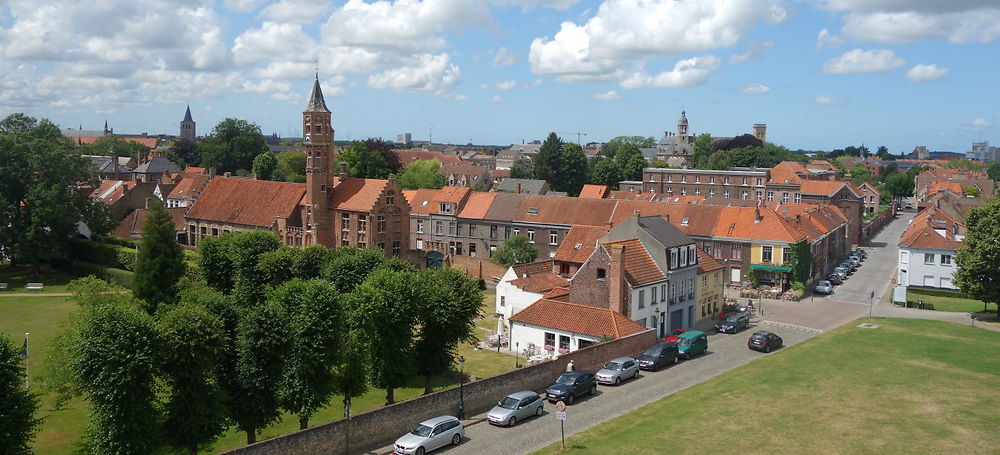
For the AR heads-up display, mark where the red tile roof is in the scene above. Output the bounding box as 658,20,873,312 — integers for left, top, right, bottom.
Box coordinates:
554,225,609,264
899,207,965,250
603,238,666,285
799,180,851,197
113,207,187,237
696,248,724,273
510,272,569,294
329,177,388,212
578,184,609,199
166,174,210,200
542,286,571,300
492,169,510,179
927,181,964,196
186,177,305,227
91,180,140,205
514,194,615,226
768,161,804,185
458,192,497,219
509,299,649,339
75,136,158,149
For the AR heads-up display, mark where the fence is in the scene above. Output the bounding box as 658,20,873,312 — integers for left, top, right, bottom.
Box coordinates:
219,329,656,455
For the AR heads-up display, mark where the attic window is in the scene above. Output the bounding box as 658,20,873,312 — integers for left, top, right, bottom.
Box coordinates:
574,243,583,249
528,207,539,215
681,217,689,226
421,200,429,206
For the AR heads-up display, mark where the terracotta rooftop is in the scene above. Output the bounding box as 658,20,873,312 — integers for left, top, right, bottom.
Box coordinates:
509,299,649,339
458,192,498,219
113,207,187,237
511,260,555,278
899,207,965,250
603,238,666,286
578,184,609,199
768,161,804,185
927,181,964,196
514,194,615,226
554,225,609,264
696,248,724,274
166,174,211,200
799,180,855,197
510,272,569,294
91,180,140,205
492,169,510,179
186,177,305,227
329,177,389,212
395,150,465,167
542,286,571,300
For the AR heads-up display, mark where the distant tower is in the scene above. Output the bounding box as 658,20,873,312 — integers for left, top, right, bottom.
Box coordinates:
103,120,112,135
303,75,334,247
180,105,196,142
677,111,689,142
753,123,767,143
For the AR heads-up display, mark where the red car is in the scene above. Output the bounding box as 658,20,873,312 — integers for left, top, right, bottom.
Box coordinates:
663,328,688,343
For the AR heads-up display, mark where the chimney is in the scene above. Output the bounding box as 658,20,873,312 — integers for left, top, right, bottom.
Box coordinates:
754,207,762,223
516,183,522,194
607,244,627,316
145,197,151,209
208,167,216,177
224,172,232,178
339,162,348,180
633,209,641,218
253,172,260,180
388,173,396,186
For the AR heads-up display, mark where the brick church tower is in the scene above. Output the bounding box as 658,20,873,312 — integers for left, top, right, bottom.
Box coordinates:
303,75,334,247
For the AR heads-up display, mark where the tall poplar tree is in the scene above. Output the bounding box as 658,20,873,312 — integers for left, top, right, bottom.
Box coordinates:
133,200,185,312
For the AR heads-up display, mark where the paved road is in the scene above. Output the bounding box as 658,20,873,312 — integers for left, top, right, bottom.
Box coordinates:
825,209,913,306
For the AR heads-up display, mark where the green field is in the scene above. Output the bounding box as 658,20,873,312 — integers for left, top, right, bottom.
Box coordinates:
0,267,79,294
533,318,1000,455
1,285,513,454
907,289,997,313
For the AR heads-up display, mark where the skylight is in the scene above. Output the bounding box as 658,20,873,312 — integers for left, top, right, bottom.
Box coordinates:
528,207,539,214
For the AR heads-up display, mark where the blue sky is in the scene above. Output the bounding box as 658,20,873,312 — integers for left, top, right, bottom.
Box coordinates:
0,0,997,153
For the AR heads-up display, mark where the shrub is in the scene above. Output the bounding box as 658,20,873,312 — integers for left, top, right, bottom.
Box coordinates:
792,281,805,292
116,248,137,271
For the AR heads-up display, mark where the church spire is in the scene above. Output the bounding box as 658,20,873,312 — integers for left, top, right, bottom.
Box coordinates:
183,105,193,122
305,75,331,113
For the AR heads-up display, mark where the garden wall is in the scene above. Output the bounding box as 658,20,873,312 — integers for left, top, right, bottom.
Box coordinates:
220,329,655,455
449,255,507,283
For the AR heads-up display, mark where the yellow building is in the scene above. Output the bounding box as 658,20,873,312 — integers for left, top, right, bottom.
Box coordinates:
748,242,799,288
696,248,725,320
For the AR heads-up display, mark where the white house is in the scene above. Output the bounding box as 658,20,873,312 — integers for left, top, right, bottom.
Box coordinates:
508,299,649,358
897,205,964,290
495,260,567,334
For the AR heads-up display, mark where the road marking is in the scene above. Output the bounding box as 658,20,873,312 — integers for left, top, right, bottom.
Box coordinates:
759,320,823,334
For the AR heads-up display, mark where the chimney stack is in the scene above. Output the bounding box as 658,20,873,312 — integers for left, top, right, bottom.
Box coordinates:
145,197,151,209
633,209,641,218
208,167,216,177
339,162,348,180
516,183,522,194
224,172,232,178
754,207,762,223
607,244,627,317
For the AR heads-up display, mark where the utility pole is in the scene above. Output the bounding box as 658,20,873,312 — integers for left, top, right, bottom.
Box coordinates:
558,132,587,145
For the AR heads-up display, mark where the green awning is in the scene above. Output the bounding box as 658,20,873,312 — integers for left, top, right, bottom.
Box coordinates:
749,264,793,272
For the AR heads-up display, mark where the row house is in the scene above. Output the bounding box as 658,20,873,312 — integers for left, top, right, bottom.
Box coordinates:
441,164,491,189
773,203,851,282
915,168,995,202
857,182,881,215
639,168,770,199
898,194,968,290
696,249,725,320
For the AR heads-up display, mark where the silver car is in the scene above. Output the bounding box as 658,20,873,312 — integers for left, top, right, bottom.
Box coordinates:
487,390,544,426
814,280,833,295
595,357,639,385
393,415,464,455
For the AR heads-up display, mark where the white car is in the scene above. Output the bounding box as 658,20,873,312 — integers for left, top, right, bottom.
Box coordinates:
814,280,833,295
393,416,464,455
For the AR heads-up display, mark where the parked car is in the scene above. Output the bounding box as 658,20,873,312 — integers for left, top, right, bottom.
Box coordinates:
856,248,867,258
715,311,750,334
814,280,834,295
675,330,708,359
662,328,688,343
596,357,640,385
848,257,861,269
838,262,855,274
833,267,848,280
825,273,843,285
393,416,464,455
638,342,680,370
747,331,783,353
546,372,597,405
487,391,544,427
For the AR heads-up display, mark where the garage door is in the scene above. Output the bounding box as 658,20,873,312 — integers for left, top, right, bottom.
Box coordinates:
940,276,953,288
923,275,935,286
670,309,684,332
731,268,741,283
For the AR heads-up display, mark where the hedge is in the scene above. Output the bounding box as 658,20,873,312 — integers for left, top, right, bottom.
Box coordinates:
52,258,134,289
68,238,137,271
907,287,972,300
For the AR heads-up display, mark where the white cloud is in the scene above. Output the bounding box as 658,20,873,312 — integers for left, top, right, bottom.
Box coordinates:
368,53,460,97
822,49,905,74
323,0,491,54
818,1,1000,44
492,46,518,67
490,95,504,102
817,28,843,48
260,0,330,23
529,0,787,83
491,0,582,10
972,118,992,127
619,56,723,89
741,83,771,94
814,94,850,105
233,22,315,67
592,90,620,101
905,64,949,82
495,80,517,90
224,0,267,12
730,41,773,63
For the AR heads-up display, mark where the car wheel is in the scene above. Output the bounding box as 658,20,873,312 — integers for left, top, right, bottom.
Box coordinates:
765,345,771,353
452,433,462,445
536,406,544,416
416,448,425,455
633,370,639,379
567,394,575,405
508,417,517,427
590,384,597,395
673,355,679,364
614,377,621,386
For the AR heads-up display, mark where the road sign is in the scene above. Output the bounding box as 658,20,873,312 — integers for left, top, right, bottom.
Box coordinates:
555,412,567,421
555,401,566,412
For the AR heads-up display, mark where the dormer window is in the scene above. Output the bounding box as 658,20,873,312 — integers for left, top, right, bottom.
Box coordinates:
528,207,539,215
681,217,689,226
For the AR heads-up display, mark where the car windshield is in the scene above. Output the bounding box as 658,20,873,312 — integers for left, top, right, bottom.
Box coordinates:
676,338,692,346
498,397,519,410
604,361,622,370
642,347,661,356
410,424,433,437
725,314,740,322
819,281,830,286
555,375,576,385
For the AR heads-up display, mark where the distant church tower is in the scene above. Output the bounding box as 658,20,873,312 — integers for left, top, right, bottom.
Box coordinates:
303,75,334,247
677,111,689,143
753,123,767,143
180,105,196,142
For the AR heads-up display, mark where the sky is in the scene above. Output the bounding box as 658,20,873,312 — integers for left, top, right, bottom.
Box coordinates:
0,0,997,153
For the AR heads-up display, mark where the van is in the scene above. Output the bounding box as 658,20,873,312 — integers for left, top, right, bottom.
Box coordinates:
675,330,708,359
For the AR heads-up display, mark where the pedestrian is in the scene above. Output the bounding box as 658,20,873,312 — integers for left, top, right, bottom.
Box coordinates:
566,360,575,372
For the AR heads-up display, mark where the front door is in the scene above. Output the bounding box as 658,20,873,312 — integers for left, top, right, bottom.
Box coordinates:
670,309,683,332
659,313,666,337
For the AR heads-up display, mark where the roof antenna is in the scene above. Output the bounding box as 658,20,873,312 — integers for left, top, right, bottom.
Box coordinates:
314,58,319,80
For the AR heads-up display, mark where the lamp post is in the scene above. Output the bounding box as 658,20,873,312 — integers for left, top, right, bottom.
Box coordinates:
515,342,519,368
458,356,465,420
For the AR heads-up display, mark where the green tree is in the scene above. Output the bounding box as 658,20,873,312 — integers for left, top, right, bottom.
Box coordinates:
964,186,982,197
274,150,306,182
616,142,647,181
0,332,40,455
322,247,386,293
533,132,564,186
252,152,278,180
849,164,873,186
255,247,302,288
229,303,290,444
706,149,733,170
294,244,332,279
601,136,656,159
876,145,892,160
955,198,1000,317
78,135,152,164
880,162,899,180
691,133,713,168
590,157,620,188
198,118,268,173
884,173,915,199
331,324,368,431
271,279,343,429
988,162,1000,181
0,114,101,269
509,158,535,179
228,231,282,306
351,269,417,404
132,200,185,312
557,143,589,196
72,303,160,455
492,235,538,267
157,304,227,455
197,235,234,292
412,268,483,393
398,159,447,189
172,138,199,166
337,139,393,179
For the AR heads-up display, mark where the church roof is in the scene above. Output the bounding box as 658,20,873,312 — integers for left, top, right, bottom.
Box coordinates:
182,105,193,123
678,110,688,125
305,77,331,113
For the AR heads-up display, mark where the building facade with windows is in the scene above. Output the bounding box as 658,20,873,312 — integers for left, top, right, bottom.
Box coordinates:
897,202,965,290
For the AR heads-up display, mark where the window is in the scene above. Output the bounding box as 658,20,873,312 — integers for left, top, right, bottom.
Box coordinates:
679,280,686,302
782,247,791,264
377,215,386,233
490,225,497,239
723,190,730,199
679,247,687,267
638,290,645,308
416,219,424,233
695,176,701,183
714,243,723,259
724,177,730,185
666,175,673,182
435,221,443,235
212,227,218,236
559,263,570,275
742,177,748,185
670,249,678,269
660,284,666,301
378,242,385,251
651,286,657,303
559,335,570,351
513,227,520,236
597,268,606,280
688,245,696,264
709,176,716,184
669,282,676,303
549,231,558,245
756,191,763,201
358,240,366,249
392,240,400,256
924,253,935,264
666,187,673,195
680,187,687,196
704,242,712,256
741,190,749,200
900,251,909,264
341,238,349,247
439,203,454,214
795,193,802,203
732,244,742,260
358,215,367,233
709,189,716,198
469,224,477,237
504,226,512,238
416,238,424,250
386,193,394,206
342,214,350,232
940,254,952,265
688,278,695,300
456,222,463,236
762,246,773,263
448,222,456,236
469,243,477,257
756,178,763,186
767,191,774,201
782,192,789,203
681,175,687,183
527,229,535,243
544,332,555,348
695,188,701,196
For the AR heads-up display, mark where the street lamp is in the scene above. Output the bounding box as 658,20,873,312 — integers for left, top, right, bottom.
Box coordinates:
458,356,465,420
515,342,519,368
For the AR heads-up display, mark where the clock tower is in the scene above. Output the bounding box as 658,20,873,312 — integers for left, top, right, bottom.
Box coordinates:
303,75,334,247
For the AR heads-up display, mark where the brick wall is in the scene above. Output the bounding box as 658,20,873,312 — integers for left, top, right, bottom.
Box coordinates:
218,329,656,455
449,255,507,281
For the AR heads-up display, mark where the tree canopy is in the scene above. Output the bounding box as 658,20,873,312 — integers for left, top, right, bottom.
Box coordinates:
533,132,564,187
252,152,278,180
133,200,185,312
0,332,40,455
78,135,151,164
556,143,589,196
398,159,447,189
955,197,1000,317
492,234,538,267
337,138,400,179
198,118,268,174
274,150,306,183
616,142,647,181
600,136,656,159
509,158,534,179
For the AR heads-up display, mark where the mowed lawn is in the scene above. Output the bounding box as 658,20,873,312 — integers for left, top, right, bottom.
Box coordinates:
1,287,514,454
907,289,997,313
533,318,1000,455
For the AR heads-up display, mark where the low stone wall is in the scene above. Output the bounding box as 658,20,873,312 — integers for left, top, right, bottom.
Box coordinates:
449,255,508,282
220,329,656,455
862,202,897,242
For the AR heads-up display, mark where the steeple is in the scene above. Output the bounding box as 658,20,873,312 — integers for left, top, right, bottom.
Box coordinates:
183,105,193,122
305,75,331,113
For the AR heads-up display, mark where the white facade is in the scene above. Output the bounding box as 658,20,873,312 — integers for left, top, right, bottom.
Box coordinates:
508,321,599,358
495,267,544,333
898,247,959,290
629,278,695,337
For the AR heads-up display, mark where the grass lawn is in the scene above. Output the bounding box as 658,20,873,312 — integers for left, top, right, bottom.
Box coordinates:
0,266,80,294
533,318,1000,455
907,289,997,313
